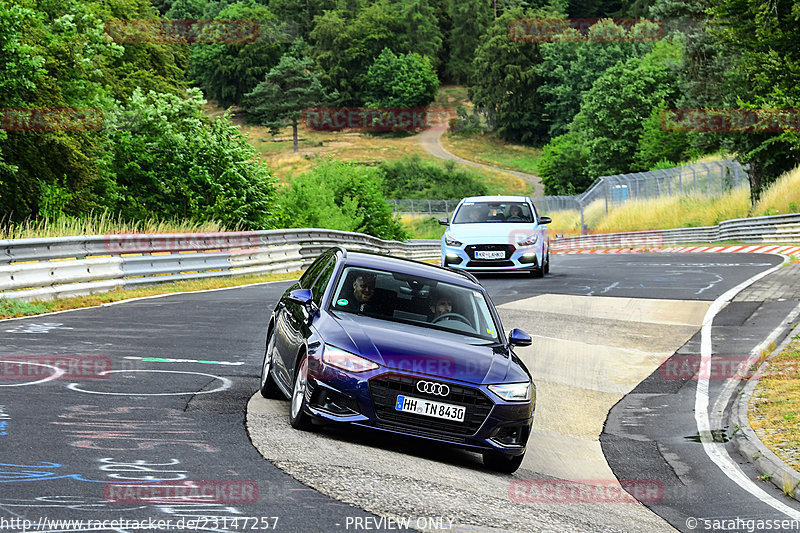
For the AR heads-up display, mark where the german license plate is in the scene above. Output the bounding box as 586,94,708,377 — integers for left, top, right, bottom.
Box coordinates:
395,395,465,422
475,250,505,260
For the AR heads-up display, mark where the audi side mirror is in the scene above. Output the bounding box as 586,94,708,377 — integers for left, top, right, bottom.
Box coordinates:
438,217,449,226
288,288,313,306
508,328,532,347
538,216,552,225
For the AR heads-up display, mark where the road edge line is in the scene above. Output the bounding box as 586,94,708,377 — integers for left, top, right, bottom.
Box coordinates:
694,253,800,519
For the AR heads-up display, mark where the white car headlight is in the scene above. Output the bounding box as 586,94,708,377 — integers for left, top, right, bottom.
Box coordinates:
322,345,379,373
445,234,463,246
517,234,538,246
488,382,533,402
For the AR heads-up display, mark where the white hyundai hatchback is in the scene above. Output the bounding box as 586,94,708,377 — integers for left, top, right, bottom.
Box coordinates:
439,196,552,277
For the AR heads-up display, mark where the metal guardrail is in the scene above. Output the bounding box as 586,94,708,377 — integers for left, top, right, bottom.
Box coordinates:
1,212,796,303
552,213,800,251
0,229,441,302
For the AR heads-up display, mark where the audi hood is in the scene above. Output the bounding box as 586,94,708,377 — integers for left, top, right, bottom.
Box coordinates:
318,312,529,385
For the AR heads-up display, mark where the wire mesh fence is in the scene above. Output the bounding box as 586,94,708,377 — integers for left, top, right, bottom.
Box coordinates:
536,158,748,215
387,199,459,216
388,159,749,233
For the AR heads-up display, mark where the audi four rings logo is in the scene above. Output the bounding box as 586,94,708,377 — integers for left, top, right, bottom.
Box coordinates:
417,380,450,397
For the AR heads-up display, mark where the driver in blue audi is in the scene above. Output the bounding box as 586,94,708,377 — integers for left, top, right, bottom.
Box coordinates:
428,288,454,321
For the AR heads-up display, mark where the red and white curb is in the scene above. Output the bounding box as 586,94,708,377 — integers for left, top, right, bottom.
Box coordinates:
553,245,800,255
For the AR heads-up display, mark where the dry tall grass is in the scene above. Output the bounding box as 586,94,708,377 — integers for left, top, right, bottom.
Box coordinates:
753,165,800,216
1,212,230,240
593,187,751,233
542,187,752,236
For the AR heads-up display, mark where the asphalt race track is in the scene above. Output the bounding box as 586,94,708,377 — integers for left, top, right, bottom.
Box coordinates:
2,252,799,532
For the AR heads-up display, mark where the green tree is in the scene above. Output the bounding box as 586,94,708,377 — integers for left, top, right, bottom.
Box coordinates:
165,0,207,19
310,0,443,105
470,7,551,144
445,0,491,83
397,0,443,70
708,0,800,199
536,19,657,138
365,48,439,108
0,3,45,182
0,0,132,220
244,53,332,152
537,130,591,194
634,103,691,170
576,39,683,177
268,0,337,36
649,0,744,163
188,1,285,106
276,159,408,240
105,88,277,229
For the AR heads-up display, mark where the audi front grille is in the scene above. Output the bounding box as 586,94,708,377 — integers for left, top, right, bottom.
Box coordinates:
368,373,493,436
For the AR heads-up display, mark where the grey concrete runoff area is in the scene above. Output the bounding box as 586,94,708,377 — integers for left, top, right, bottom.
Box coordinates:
248,294,709,532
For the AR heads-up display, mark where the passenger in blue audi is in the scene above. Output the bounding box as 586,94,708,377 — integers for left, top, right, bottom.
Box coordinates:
260,246,536,473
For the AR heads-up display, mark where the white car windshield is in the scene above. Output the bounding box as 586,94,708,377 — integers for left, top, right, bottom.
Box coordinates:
453,202,534,223
330,266,502,342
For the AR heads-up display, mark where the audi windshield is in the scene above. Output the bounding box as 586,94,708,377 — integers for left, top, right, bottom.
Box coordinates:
330,266,502,342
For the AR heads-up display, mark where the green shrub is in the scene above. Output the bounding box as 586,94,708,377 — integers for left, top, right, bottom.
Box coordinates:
380,155,488,199
105,88,278,230
276,159,408,240
38,178,73,220
537,131,591,195
449,105,490,136
365,48,438,109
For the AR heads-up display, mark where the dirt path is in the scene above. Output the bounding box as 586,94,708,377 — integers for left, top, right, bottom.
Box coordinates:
416,126,545,197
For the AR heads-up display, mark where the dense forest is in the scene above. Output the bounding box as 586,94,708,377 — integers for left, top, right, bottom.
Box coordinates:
0,0,798,236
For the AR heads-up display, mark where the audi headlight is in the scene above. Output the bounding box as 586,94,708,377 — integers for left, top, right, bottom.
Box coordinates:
445,234,462,247
322,345,379,373
517,234,538,246
488,382,533,402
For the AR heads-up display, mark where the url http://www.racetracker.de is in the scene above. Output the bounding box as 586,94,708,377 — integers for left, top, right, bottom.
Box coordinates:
685,516,800,532
0,516,280,532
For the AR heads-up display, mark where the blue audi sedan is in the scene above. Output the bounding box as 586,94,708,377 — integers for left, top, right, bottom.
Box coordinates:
440,195,552,277
259,247,535,473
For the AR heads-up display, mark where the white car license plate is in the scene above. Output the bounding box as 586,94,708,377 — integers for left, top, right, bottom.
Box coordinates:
395,395,465,422
475,250,505,260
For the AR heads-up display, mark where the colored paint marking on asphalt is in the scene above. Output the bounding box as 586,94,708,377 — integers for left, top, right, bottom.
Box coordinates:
123,356,244,366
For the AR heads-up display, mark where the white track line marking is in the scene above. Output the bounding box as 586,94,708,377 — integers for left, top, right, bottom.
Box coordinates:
0,362,65,387
67,369,232,396
695,254,800,518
